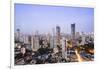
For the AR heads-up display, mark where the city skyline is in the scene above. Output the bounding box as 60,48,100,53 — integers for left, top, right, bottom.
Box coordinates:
15,4,94,34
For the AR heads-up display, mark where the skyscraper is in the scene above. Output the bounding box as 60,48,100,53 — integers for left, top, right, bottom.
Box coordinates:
31,34,35,51
52,28,55,48
56,26,61,46
34,31,39,50
71,23,75,39
16,29,20,42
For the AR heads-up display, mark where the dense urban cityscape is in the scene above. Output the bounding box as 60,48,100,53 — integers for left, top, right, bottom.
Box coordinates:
14,23,94,65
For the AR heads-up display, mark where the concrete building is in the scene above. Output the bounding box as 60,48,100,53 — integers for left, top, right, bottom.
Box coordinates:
23,34,30,44
56,26,61,46
31,35,35,51
61,37,66,58
71,23,75,39
15,29,21,42
34,31,40,50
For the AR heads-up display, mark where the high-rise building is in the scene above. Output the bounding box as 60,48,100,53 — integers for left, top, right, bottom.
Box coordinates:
23,34,29,44
34,31,39,50
71,23,75,39
56,26,61,46
75,32,80,40
61,37,66,58
52,28,55,48
81,32,86,45
15,29,20,42
31,33,39,51
31,35,35,51
46,33,50,44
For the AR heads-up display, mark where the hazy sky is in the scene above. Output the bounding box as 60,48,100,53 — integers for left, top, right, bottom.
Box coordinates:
14,4,94,34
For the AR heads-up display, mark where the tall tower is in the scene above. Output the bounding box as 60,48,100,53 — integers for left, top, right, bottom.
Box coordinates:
46,33,51,47
16,29,20,42
31,34,35,51
71,23,75,39
52,28,55,48
34,30,39,50
56,26,61,46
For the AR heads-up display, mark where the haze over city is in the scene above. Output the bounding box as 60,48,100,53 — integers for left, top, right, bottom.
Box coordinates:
14,4,94,34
